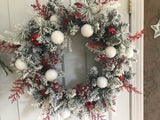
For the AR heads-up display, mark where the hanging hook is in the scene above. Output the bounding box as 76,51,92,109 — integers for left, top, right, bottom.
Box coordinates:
129,0,132,14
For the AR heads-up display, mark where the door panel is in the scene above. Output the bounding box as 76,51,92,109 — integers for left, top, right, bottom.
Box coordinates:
0,0,19,120
64,33,88,88
0,0,131,120
112,1,130,120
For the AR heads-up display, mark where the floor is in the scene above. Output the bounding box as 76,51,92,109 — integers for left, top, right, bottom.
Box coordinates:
144,0,160,120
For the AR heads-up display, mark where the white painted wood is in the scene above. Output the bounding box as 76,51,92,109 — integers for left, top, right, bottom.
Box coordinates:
0,0,10,32
112,0,130,120
0,66,19,120
18,94,41,120
8,0,48,30
7,0,46,120
130,0,144,120
0,0,144,120
0,0,19,120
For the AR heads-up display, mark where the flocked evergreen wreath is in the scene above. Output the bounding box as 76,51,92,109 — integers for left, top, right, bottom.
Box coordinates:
0,0,144,119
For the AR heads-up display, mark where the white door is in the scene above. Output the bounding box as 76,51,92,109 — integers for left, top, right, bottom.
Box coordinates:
0,0,143,120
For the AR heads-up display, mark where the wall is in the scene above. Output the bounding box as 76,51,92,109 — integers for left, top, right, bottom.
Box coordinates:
144,0,160,120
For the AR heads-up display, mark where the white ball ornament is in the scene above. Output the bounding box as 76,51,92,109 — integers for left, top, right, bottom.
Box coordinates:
81,24,94,38
97,77,108,88
59,109,71,119
45,69,58,81
51,31,64,44
15,59,27,70
105,46,117,58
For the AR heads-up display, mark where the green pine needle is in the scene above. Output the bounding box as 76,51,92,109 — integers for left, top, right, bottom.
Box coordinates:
0,59,13,75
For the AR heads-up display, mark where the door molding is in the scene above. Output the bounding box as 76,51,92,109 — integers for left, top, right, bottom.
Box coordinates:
130,0,144,120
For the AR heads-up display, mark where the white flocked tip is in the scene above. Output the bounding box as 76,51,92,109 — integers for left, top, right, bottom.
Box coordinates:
81,24,94,38
51,30,64,44
125,48,134,58
50,15,60,23
45,69,58,81
59,109,71,119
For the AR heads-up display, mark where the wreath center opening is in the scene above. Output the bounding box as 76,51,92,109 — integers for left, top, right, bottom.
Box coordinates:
63,32,95,88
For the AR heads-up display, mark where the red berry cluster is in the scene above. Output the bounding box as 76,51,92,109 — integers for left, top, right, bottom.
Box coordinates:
97,54,117,67
85,101,95,108
73,84,93,99
49,52,63,65
39,53,62,66
39,53,63,72
51,81,64,94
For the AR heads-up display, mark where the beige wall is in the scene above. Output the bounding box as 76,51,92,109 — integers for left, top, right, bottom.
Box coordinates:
144,0,160,120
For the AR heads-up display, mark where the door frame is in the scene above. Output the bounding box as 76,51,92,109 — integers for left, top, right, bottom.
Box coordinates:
130,0,144,120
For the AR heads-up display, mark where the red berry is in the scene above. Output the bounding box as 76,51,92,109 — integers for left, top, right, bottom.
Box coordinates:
56,82,60,85
81,86,85,90
70,17,74,20
81,91,84,96
50,58,53,62
85,101,94,108
86,91,89,94
49,52,53,55
103,57,107,61
74,2,83,8
55,58,59,61
119,75,124,81
107,27,116,36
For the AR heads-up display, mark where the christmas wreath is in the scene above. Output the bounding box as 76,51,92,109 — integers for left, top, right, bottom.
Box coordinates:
0,0,144,119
